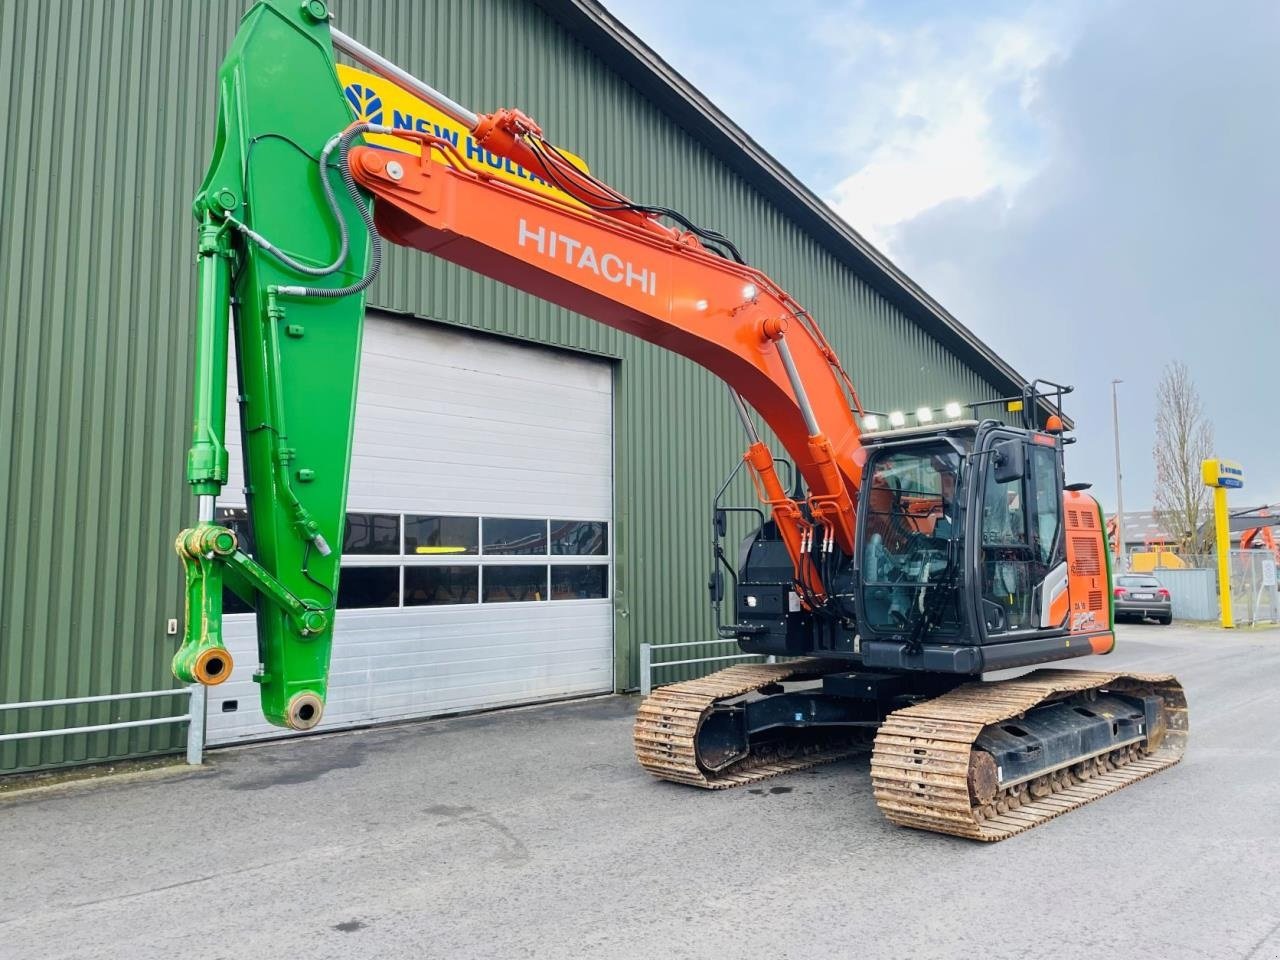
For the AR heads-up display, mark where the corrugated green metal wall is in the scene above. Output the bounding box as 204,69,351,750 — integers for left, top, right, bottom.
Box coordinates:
0,0,1003,773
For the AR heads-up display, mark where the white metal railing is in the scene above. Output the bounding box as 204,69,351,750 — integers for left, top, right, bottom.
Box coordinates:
0,685,206,766
639,639,774,696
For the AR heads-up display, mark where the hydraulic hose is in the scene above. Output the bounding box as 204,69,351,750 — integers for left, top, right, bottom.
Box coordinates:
226,122,389,298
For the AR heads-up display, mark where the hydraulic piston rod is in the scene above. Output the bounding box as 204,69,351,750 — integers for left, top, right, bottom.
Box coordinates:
774,335,822,438
764,325,856,553
331,27,480,129
728,387,763,446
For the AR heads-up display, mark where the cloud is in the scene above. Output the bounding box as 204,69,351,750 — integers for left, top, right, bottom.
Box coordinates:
817,7,1076,248
885,0,1280,508
594,0,816,150
601,1,1091,250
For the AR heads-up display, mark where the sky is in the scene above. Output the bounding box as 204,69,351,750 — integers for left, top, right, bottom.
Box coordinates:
600,0,1280,511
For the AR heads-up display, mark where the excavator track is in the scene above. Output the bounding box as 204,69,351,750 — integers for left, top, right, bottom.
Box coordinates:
633,658,862,788
871,669,1188,841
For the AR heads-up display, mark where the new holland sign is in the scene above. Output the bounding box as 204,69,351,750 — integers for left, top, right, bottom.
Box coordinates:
336,65,591,209
1201,459,1245,489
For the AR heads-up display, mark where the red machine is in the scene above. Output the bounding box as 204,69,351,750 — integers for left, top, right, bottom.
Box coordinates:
1240,508,1280,563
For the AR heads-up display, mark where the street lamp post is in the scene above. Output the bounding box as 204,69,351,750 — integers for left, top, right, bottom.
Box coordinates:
1111,379,1126,571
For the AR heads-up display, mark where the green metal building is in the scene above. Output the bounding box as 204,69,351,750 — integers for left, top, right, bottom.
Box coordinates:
0,0,1030,772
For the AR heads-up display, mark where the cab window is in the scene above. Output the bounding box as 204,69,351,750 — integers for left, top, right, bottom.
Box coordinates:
981,462,1025,545
1028,446,1061,564
860,444,962,637
979,442,1032,634
979,438,1063,637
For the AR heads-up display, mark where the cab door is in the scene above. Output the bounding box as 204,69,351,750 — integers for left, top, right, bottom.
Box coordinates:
970,428,1064,640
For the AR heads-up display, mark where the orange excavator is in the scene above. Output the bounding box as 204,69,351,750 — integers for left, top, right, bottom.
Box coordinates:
174,0,1186,840
1239,508,1280,563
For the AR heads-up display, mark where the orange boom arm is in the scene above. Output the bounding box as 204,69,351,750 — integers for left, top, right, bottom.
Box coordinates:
347,129,866,576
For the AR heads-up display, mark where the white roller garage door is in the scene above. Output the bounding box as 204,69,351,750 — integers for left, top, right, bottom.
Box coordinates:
207,313,614,744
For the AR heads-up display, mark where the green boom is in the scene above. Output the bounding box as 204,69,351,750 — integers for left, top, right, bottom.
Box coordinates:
173,0,371,729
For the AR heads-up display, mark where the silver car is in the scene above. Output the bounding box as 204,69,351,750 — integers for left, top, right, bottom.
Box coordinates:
1113,574,1172,624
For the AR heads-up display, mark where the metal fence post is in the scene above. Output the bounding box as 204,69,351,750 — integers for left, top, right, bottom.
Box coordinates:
639,643,652,697
186,684,206,765
1245,552,1257,626
1268,557,1280,624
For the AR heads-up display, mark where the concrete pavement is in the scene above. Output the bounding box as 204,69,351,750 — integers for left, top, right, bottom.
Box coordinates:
2,623,1278,960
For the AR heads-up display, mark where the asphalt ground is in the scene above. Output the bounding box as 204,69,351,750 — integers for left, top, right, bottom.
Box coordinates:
2,622,1278,960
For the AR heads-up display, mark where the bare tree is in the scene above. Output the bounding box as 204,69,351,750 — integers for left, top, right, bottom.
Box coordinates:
1152,361,1214,553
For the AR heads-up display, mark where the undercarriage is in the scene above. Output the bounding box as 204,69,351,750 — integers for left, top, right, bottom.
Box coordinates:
634,661,1187,840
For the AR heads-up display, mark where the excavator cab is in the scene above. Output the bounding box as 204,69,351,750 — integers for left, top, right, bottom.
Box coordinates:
853,418,1084,674
729,383,1113,676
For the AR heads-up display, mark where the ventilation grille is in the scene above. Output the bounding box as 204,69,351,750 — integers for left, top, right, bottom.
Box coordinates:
1067,507,1099,530
1088,590,1104,610
1070,535,1102,576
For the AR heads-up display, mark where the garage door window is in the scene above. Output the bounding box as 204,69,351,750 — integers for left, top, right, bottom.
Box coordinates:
482,564,549,603
405,565,479,605
344,513,400,554
405,515,478,555
218,507,608,610
551,519,607,555
483,518,548,555
551,564,608,600
337,566,400,609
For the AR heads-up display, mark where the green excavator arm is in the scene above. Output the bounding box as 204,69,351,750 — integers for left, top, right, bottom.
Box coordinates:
174,0,372,729
175,0,866,733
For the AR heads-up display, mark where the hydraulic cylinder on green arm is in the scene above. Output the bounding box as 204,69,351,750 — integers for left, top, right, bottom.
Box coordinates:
175,0,375,729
